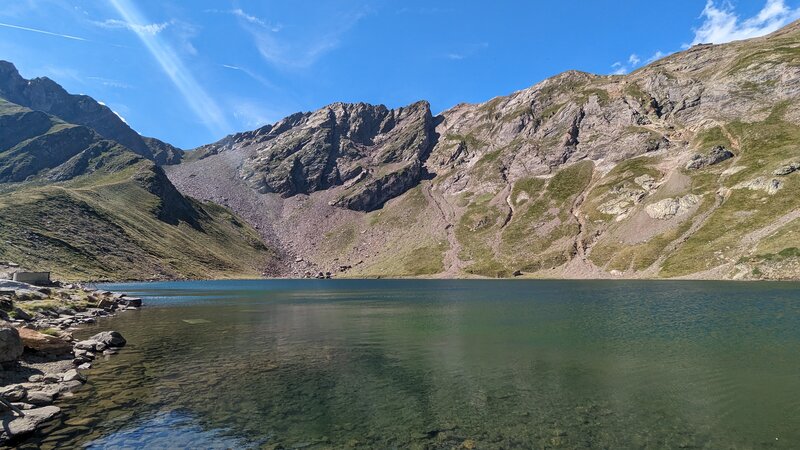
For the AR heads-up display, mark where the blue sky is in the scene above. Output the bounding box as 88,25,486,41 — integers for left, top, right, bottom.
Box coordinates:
1,0,799,149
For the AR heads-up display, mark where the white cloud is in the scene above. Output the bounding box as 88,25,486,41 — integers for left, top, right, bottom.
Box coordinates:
205,8,283,32
691,0,800,45
646,50,665,64
230,100,280,129
628,54,640,65
0,21,87,41
240,8,367,69
444,42,489,61
611,66,627,75
95,18,170,35
86,76,132,89
108,0,230,136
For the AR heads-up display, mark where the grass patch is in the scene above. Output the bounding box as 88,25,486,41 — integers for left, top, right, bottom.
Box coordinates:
661,104,800,277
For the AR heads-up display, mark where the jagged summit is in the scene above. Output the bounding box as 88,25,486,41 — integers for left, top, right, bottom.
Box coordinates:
0,61,182,165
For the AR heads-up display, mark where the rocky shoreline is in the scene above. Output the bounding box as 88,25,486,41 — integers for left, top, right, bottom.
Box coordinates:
0,279,138,445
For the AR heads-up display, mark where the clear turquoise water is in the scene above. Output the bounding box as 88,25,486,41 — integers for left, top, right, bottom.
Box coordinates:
19,280,800,449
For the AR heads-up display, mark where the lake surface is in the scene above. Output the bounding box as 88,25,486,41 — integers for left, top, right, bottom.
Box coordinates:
18,280,800,449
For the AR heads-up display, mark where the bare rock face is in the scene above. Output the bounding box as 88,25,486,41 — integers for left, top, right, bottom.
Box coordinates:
686,146,734,169
199,101,436,212
773,161,800,176
645,195,700,220
734,177,784,195
0,321,23,362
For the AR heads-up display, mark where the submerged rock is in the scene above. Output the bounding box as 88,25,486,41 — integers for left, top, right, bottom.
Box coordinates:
61,369,85,383
0,405,61,443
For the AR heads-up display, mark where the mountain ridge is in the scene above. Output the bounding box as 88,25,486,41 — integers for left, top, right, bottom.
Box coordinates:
168,19,800,280
0,61,183,165
2,20,800,280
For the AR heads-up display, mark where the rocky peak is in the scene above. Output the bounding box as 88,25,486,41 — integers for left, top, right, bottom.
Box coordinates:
194,100,435,211
0,61,182,165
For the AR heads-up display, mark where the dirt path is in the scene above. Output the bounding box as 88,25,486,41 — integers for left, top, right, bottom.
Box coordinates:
424,183,467,277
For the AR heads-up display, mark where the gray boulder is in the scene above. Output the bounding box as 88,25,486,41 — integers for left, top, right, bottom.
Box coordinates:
11,307,31,321
119,297,142,307
0,321,23,362
0,385,26,402
61,369,86,383
0,405,61,443
773,161,800,176
88,330,126,348
24,390,54,406
686,146,734,169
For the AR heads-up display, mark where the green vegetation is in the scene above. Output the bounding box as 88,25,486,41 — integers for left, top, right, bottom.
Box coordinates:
661,104,800,277
402,243,448,276
728,45,800,74
579,88,611,106
0,160,273,281
323,225,357,255
693,126,732,151
40,328,62,337
511,177,546,205
500,162,593,273
368,185,428,228
455,191,508,277
623,82,649,103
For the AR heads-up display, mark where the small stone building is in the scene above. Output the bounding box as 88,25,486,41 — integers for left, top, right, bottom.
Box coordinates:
11,272,51,285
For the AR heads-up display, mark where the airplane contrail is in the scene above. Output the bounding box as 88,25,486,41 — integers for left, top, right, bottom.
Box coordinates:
0,22,88,41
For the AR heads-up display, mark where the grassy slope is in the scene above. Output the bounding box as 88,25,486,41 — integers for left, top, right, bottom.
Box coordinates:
660,104,800,278
0,158,273,281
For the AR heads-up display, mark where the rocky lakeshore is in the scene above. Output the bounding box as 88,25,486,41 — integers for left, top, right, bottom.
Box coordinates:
0,279,138,445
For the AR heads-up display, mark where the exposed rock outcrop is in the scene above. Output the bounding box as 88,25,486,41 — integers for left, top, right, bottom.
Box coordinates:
198,101,436,212
686,146,734,169
734,177,784,195
645,195,700,220
773,161,800,176
17,328,72,355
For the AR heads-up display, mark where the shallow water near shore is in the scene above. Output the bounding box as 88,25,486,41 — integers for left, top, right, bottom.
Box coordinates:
16,279,800,448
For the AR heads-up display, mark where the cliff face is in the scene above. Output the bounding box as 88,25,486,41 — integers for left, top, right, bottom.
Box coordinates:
0,61,182,165
168,21,800,280
193,101,436,212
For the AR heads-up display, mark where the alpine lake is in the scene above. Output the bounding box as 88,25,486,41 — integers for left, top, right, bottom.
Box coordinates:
17,279,800,449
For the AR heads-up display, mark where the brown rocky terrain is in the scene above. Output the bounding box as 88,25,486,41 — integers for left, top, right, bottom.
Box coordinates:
168,20,800,280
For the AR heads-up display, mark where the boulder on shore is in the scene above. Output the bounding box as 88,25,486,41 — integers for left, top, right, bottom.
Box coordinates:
88,330,126,348
16,328,73,355
0,321,23,362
